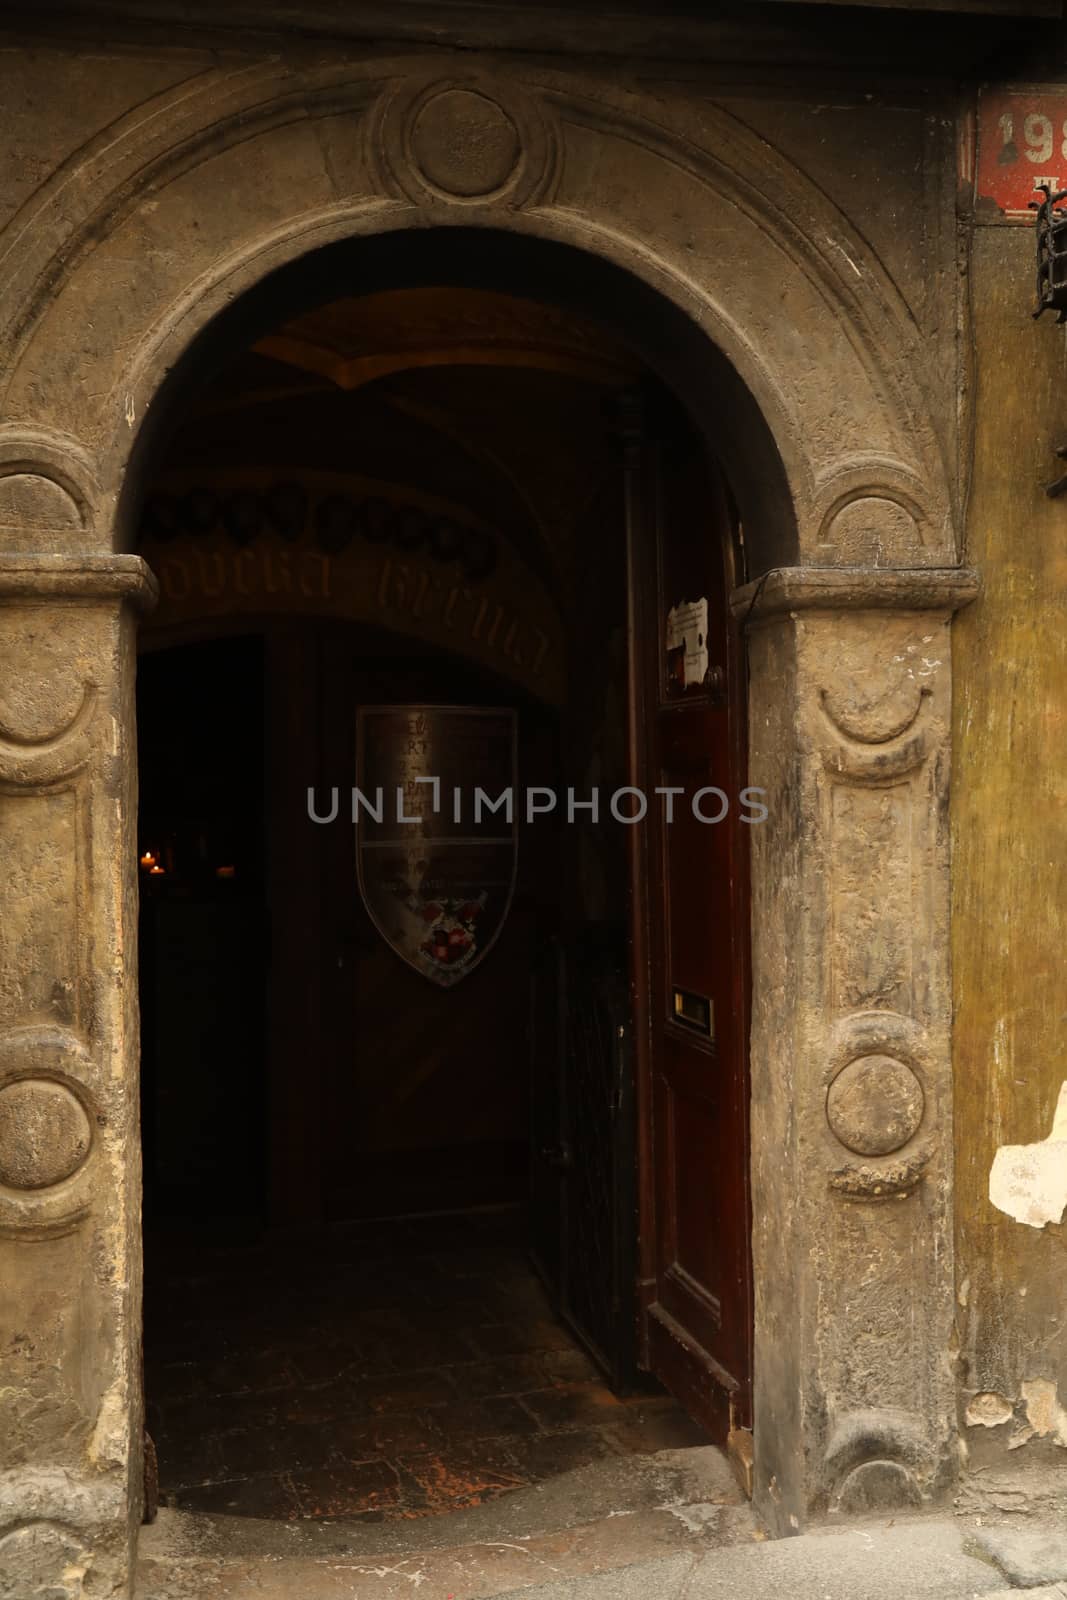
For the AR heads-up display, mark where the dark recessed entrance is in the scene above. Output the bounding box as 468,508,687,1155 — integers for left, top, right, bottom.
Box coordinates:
136,272,752,1524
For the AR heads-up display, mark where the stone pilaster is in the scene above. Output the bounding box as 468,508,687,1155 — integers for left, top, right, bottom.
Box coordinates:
0,555,156,1598
734,566,979,1535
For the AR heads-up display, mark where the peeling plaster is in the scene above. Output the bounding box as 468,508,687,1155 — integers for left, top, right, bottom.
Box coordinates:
1020,1377,1067,1448
965,1391,1014,1428
61,1560,89,1597
989,1082,1067,1228
86,1379,127,1469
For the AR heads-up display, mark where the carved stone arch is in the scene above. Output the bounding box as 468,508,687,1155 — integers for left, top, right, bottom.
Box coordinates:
538,83,953,521
0,48,975,1590
0,56,955,570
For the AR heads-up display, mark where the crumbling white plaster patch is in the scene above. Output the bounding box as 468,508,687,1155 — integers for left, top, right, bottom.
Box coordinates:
87,1378,128,1469
965,1391,1014,1428
1020,1377,1067,1449
989,1082,1067,1228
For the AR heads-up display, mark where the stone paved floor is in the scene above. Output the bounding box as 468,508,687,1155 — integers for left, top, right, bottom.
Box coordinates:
144,1207,708,1523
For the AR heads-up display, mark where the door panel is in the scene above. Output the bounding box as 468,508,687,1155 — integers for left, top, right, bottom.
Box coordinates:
628,398,753,1440
558,933,638,1392
529,929,639,1393
529,935,565,1292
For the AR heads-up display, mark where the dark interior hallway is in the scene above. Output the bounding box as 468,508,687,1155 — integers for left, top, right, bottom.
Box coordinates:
144,1207,709,1523
136,277,752,1535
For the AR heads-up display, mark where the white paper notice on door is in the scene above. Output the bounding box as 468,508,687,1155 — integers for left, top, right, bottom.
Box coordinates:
666,597,709,689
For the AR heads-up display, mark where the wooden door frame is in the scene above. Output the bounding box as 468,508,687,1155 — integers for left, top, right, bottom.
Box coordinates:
620,395,657,1371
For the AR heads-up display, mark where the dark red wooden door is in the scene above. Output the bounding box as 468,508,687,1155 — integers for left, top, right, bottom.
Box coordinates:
626,398,753,1442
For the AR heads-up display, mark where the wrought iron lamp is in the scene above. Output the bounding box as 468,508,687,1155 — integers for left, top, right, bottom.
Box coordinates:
1033,182,1067,322
1031,183,1067,496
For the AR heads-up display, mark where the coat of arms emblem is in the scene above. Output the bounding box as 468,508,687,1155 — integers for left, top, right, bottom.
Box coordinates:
355,706,518,987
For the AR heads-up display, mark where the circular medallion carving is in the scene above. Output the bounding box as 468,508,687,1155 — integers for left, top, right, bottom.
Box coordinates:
370,75,558,209
0,1078,91,1190
410,88,521,198
0,1029,95,1231
826,1054,924,1157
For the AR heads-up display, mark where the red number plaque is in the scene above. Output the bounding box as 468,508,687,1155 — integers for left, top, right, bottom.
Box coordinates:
977,88,1067,222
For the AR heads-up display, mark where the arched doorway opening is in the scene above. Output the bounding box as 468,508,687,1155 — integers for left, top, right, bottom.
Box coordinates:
133,248,758,1526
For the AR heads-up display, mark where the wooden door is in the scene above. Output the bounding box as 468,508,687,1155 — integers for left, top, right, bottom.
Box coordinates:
529,926,639,1391
626,396,753,1441
558,930,639,1390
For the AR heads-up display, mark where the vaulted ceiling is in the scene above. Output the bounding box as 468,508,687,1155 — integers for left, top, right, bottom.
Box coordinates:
158,287,641,601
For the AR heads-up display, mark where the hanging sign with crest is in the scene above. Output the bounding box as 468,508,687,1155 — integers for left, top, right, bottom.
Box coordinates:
355,706,518,987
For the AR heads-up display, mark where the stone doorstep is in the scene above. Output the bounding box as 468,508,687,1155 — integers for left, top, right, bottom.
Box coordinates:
136,1502,759,1600
135,1511,1048,1600
136,1442,752,1592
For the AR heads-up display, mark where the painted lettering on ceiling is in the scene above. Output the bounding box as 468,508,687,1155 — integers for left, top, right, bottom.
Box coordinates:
138,473,564,703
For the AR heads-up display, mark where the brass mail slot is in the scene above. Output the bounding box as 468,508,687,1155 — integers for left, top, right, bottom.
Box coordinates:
672,987,714,1037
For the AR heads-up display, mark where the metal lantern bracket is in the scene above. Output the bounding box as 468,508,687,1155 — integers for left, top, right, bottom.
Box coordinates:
1031,183,1067,497
1032,181,1067,323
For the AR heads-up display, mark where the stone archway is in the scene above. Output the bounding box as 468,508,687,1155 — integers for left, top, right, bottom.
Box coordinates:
0,57,976,1596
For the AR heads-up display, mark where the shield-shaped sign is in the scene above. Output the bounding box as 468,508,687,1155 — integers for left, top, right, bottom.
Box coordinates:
355,706,518,987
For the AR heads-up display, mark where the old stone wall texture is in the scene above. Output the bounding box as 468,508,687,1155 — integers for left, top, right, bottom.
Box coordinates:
739,568,975,1532
0,557,155,1599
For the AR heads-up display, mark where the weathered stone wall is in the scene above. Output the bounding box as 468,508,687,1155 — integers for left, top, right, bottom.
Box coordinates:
0,43,959,563
740,569,975,1531
0,556,155,1598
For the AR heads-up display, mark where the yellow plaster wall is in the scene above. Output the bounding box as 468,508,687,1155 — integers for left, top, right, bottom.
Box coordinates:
954,223,1067,1463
